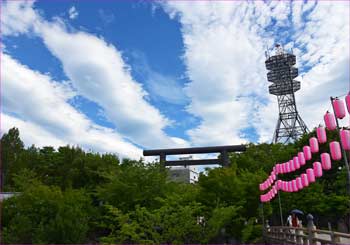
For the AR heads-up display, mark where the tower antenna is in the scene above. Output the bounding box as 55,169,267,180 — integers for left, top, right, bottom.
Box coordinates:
265,44,308,144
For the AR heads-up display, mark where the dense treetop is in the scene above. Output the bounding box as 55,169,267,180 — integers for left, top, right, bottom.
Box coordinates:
1,127,348,243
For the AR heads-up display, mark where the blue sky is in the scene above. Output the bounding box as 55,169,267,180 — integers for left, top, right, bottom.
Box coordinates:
3,1,196,141
1,0,349,161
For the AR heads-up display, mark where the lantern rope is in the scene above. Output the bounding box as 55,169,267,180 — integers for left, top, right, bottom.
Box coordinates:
259,90,350,202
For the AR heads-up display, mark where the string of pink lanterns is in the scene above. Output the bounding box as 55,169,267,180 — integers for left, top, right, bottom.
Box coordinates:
259,93,350,203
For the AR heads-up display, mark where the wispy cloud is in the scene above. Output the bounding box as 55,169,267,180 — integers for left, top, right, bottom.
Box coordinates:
98,9,115,25
2,0,348,158
161,1,349,144
131,51,189,105
68,6,78,20
1,1,189,154
1,53,142,158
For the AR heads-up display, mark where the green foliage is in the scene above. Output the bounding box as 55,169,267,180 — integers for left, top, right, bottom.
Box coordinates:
2,180,93,243
97,202,204,244
1,127,24,190
1,127,349,243
241,218,262,243
97,161,168,211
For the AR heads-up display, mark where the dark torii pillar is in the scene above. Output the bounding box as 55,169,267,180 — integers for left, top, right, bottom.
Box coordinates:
221,150,229,167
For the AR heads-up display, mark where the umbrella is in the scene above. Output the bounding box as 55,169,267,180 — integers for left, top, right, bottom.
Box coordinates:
290,209,304,215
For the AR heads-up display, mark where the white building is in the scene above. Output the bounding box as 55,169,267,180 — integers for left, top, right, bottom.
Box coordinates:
168,165,199,183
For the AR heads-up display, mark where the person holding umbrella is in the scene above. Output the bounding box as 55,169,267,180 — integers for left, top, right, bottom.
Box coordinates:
288,209,304,227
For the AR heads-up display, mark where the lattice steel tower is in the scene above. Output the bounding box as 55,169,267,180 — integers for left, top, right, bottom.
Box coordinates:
265,44,308,144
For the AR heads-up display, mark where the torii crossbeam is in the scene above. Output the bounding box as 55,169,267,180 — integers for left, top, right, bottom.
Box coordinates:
143,145,246,167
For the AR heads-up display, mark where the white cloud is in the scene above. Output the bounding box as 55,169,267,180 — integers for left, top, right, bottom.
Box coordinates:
1,114,66,149
131,51,188,105
98,9,115,24
161,1,349,144
292,1,350,129
2,0,188,151
146,72,188,105
2,0,348,155
36,23,186,148
1,53,142,159
162,1,273,145
68,6,78,20
1,1,38,36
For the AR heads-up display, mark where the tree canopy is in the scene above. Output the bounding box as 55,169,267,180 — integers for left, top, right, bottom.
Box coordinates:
1,127,348,243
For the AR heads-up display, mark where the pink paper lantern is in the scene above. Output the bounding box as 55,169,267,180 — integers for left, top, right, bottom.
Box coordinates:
286,182,290,192
321,153,332,170
346,93,350,114
301,173,309,187
330,141,342,160
306,168,315,183
264,194,268,202
292,179,298,192
293,156,300,169
298,152,306,165
309,137,319,153
272,173,276,181
285,162,289,173
277,180,282,190
279,163,284,174
296,177,303,190
333,98,346,119
280,164,284,174
279,164,283,174
289,159,295,172
316,126,327,144
303,146,312,160
340,129,350,151
286,162,291,173
324,111,337,130
286,181,291,192
313,162,323,177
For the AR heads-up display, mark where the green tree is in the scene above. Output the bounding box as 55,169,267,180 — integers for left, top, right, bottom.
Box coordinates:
0,127,24,190
2,180,94,243
97,161,168,212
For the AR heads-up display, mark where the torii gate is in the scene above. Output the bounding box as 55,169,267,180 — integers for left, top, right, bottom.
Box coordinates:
143,145,246,167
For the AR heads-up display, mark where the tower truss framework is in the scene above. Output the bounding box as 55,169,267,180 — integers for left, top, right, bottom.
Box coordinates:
265,45,308,144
